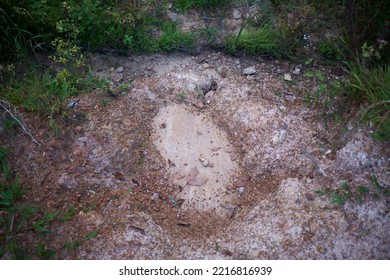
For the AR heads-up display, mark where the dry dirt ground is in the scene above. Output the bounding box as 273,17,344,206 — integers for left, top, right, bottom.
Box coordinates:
1,49,389,259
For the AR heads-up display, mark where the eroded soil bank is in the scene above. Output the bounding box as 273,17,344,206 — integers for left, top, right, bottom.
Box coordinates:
1,51,389,259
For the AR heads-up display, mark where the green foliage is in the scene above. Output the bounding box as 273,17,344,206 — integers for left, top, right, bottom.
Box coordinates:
33,210,59,234
174,0,229,11
0,146,36,259
317,176,389,205
226,25,280,55
1,38,97,129
159,22,195,51
84,230,98,240
0,4,47,61
342,0,390,53
62,204,76,222
346,52,390,140
35,243,55,259
319,40,343,61
177,92,187,101
64,240,80,250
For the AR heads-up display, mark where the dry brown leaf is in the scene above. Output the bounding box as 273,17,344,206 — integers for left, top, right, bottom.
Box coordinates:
186,166,199,183
187,177,208,186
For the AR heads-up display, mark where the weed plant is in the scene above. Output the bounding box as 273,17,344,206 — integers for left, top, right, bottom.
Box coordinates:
0,147,35,258
226,25,280,55
346,44,390,140
317,176,389,206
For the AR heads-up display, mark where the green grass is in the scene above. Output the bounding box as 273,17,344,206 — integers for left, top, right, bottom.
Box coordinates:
33,210,59,234
317,176,389,206
347,60,390,140
62,204,76,222
0,146,36,259
226,25,280,55
173,0,229,11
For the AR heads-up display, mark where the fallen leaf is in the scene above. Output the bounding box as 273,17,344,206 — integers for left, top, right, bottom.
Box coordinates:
115,172,125,181
211,147,221,152
186,166,199,183
187,177,208,186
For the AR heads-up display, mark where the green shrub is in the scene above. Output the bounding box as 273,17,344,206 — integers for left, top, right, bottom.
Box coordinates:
319,40,343,60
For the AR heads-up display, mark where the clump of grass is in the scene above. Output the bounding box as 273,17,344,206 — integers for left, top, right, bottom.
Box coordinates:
318,39,344,61
0,146,36,259
62,205,76,222
346,57,390,140
226,25,280,55
159,22,195,51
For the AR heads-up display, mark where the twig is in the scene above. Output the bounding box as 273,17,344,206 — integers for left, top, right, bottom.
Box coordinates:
9,213,15,233
301,148,327,177
102,199,113,214
0,100,41,147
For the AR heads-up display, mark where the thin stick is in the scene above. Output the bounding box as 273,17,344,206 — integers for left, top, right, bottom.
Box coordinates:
9,213,15,233
0,100,41,147
302,148,327,177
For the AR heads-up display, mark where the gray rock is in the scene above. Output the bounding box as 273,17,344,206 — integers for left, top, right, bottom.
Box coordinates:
201,75,217,93
57,173,77,189
116,66,124,73
283,73,292,81
336,134,372,170
152,193,160,200
75,166,87,174
112,73,123,85
205,91,214,104
293,68,301,75
243,66,256,75
233,9,242,19
238,187,245,195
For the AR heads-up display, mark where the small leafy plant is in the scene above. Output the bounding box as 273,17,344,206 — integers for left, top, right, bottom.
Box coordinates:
316,176,389,206
62,204,76,222
33,210,59,234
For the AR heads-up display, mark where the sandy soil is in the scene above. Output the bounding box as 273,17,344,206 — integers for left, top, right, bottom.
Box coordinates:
1,49,389,259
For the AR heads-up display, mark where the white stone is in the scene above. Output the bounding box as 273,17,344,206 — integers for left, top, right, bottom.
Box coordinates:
243,66,256,75
284,73,292,81
233,9,242,19
293,68,301,75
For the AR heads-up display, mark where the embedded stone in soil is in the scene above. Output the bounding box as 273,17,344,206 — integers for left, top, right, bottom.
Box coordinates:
152,104,239,216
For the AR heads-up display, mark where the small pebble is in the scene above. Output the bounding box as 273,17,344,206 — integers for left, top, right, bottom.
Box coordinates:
284,74,292,81
243,66,256,75
293,68,301,75
152,193,160,200
238,187,245,195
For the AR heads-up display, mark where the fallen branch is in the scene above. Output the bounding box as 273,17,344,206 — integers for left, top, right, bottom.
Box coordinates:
0,100,41,147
